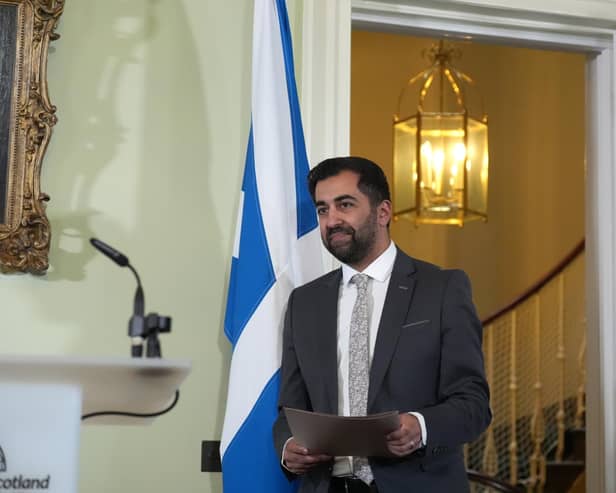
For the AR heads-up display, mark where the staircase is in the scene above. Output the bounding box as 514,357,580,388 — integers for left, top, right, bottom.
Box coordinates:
465,240,586,493
543,428,585,492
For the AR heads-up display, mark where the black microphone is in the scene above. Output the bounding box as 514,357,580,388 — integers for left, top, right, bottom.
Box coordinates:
90,238,129,267
90,238,145,357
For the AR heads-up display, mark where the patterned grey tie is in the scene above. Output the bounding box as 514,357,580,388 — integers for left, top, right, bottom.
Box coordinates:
348,273,373,484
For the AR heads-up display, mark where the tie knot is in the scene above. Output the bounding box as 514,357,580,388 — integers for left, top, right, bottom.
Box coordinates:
351,273,369,292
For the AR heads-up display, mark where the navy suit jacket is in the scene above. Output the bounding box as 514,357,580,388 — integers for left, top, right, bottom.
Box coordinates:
273,248,491,493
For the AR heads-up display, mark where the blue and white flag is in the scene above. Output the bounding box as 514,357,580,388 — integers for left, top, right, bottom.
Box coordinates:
220,0,324,491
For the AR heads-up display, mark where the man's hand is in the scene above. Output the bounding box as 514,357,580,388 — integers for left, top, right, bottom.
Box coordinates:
283,438,332,475
385,413,423,457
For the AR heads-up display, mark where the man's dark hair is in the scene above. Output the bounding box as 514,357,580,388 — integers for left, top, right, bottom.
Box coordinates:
307,156,391,206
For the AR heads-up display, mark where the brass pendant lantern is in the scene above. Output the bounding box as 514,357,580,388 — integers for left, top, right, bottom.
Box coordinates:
393,41,488,226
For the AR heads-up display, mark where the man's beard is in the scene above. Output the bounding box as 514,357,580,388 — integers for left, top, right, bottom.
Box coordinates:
323,210,378,266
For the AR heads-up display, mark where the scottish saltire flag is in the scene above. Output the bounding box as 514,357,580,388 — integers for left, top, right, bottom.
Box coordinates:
220,0,324,491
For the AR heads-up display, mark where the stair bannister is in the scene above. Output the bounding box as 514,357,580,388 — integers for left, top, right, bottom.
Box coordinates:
555,274,566,462
509,311,518,485
529,295,546,491
482,324,498,476
575,326,586,429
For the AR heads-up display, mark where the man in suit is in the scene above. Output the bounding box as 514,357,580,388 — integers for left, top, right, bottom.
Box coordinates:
273,156,491,493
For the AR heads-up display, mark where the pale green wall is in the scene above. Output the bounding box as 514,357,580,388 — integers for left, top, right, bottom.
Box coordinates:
0,1,307,492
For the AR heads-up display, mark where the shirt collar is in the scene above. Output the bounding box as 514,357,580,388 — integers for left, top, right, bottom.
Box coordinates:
341,240,397,285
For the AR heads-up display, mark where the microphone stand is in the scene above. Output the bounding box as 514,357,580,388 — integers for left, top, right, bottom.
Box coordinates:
128,264,145,357
90,238,172,358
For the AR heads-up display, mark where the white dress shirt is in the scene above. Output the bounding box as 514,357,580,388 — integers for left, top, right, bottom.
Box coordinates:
333,241,427,476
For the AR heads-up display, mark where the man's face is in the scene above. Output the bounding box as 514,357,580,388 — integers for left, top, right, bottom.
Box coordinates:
314,170,388,267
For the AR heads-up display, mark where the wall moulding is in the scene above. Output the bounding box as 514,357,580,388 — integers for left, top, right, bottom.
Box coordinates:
0,0,65,275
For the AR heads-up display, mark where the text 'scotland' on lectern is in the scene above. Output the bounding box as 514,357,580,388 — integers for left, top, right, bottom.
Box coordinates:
0,354,191,493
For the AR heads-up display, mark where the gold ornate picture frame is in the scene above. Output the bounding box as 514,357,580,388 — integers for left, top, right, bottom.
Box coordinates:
0,0,64,274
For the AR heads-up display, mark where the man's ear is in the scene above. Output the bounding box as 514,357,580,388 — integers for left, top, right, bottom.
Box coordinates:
377,200,392,226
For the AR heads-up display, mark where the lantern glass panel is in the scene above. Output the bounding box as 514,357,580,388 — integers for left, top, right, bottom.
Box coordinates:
393,116,417,218
466,117,489,218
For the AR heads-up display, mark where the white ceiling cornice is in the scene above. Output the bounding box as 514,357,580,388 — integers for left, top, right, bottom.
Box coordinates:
352,0,616,51
353,0,616,26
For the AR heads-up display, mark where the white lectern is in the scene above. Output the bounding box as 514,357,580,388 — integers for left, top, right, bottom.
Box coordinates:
0,354,191,493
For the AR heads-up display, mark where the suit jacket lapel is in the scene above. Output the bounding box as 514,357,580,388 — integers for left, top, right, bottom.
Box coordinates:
368,249,417,410
315,269,341,414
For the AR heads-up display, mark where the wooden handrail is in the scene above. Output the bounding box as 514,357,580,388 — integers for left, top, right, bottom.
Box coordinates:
467,470,525,492
482,239,585,326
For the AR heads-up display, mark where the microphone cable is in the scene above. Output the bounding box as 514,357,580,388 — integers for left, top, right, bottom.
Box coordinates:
81,390,180,421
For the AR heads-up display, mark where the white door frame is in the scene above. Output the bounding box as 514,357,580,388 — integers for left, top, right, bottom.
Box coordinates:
300,2,616,492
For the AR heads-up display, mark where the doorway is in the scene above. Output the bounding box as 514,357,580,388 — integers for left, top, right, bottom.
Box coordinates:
300,3,616,492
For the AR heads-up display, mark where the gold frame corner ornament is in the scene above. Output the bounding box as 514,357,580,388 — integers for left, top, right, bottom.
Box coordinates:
0,0,64,275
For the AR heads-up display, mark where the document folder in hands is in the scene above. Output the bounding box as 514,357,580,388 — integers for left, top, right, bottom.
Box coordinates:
284,407,400,457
